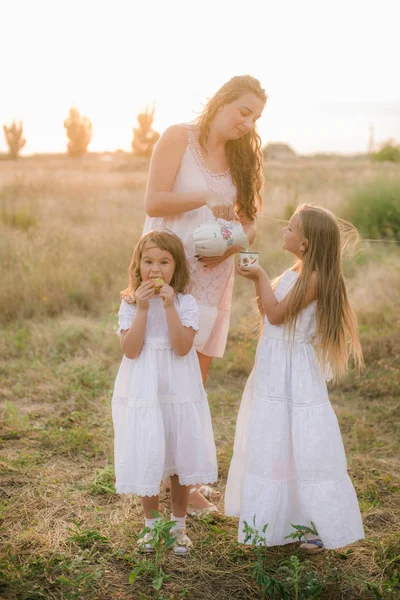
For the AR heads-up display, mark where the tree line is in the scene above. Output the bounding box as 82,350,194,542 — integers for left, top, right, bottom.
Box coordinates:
2,106,160,159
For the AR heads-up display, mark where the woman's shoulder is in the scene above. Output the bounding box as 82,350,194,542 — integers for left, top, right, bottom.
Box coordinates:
160,124,189,144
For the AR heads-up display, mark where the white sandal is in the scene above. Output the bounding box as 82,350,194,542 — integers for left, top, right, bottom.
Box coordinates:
299,538,325,554
198,484,221,502
172,530,193,556
137,531,156,554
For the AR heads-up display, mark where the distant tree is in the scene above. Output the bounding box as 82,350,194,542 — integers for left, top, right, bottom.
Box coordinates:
3,120,26,159
131,106,160,157
372,139,400,163
64,107,92,157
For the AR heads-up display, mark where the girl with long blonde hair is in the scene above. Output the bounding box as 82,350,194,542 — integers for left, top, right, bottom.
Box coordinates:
225,204,365,553
144,75,267,513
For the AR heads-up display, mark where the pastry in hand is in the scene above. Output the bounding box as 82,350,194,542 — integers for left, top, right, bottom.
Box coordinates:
151,277,165,293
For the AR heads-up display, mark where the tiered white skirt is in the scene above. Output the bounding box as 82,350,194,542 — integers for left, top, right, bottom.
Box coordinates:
112,344,218,496
225,334,364,549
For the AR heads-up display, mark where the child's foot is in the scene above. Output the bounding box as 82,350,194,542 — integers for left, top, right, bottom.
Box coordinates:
299,538,325,554
172,530,193,556
137,531,156,553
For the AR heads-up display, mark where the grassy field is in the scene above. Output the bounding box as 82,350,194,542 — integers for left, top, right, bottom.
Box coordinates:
0,155,399,599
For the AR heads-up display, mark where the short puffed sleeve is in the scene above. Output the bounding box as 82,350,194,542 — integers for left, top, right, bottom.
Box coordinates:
177,294,199,331
116,300,136,335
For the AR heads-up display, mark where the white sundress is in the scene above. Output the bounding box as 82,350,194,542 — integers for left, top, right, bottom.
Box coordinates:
143,124,237,358
112,293,218,496
225,271,365,549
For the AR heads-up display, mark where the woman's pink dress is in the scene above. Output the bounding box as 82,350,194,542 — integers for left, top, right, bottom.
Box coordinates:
143,125,237,358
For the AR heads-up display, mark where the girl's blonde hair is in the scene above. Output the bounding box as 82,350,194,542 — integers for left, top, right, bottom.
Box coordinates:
121,230,190,301
193,75,267,221
284,204,364,380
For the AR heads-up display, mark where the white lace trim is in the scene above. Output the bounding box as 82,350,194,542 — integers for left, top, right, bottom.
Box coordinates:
116,484,160,497
185,126,235,197
186,127,230,178
116,473,217,497
112,394,207,408
162,470,218,486
254,394,329,408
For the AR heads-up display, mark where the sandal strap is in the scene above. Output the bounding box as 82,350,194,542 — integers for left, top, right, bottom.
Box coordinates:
306,538,324,548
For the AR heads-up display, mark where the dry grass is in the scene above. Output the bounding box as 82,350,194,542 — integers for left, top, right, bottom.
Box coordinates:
0,156,399,599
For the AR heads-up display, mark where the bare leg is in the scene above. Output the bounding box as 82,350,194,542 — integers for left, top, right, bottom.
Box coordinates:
169,475,191,518
142,495,159,519
197,351,213,385
186,352,221,513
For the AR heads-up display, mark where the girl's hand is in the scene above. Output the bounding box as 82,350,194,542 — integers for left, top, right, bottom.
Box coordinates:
135,280,155,309
159,284,175,308
236,264,263,281
195,248,234,268
205,191,235,221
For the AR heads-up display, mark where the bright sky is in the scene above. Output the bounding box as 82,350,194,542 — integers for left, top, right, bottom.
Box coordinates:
1,0,399,155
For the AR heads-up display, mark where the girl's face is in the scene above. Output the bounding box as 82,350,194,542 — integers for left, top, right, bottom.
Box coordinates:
140,244,176,285
217,92,264,139
283,213,307,257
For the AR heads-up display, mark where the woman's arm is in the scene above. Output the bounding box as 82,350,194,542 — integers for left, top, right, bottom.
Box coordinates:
145,125,235,220
145,126,207,217
237,209,256,246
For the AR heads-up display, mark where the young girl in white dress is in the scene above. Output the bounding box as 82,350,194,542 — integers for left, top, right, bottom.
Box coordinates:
112,230,217,555
225,204,365,553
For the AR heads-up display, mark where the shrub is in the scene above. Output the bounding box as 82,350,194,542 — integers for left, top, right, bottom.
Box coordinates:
131,106,160,157
64,107,92,157
3,120,26,159
342,179,400,242
372,140,400,163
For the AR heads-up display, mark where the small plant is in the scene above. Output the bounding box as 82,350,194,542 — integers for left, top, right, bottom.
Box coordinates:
284,521,319,543
278,555,324,600
3,120,26,159
66,520,110,549
243,517,288,599
64,107,92,157
131,106,160,157
129,512,177,597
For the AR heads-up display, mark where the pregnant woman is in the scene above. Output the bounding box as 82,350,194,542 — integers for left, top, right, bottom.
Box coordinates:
143,75,267,513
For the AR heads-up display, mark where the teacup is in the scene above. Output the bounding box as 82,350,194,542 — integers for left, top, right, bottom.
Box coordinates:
239,251,259,268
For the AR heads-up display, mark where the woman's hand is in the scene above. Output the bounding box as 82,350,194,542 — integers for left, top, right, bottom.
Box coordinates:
159,283,175,308
236,264,263,281
205,191,235,221
135,280,155,310
196,247,235,268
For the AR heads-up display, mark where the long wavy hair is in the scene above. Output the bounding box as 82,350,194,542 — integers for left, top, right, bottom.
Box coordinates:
121,230,190,302
283,204,364,380
193,75,267,221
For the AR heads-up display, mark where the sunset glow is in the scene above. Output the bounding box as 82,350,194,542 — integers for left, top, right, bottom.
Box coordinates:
1,0,399,155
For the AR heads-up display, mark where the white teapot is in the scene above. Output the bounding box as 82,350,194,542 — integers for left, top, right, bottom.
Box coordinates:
193,219,249,257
